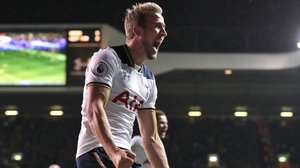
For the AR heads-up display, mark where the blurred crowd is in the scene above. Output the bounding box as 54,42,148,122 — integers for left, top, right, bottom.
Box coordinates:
0,115,299,168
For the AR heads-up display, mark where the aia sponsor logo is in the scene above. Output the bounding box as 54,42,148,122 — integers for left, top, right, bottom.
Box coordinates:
112,91,144,112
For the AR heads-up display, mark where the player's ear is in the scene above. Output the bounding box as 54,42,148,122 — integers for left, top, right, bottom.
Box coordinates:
133,25,143,37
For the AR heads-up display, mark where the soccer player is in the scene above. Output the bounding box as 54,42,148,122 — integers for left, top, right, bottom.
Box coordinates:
130,110,169,168
75,2,169,168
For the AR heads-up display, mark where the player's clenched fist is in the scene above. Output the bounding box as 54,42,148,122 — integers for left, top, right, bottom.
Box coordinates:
110,148,136,168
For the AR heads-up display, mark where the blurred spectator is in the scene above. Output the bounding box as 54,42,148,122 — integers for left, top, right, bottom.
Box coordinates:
1,116,300,168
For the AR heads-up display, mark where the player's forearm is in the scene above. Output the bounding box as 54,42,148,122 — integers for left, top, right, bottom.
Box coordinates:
87,105,119,157
86,85,119,155
143,136,169,168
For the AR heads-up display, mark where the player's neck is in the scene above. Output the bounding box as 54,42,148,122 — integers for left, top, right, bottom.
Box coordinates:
125,41,146,66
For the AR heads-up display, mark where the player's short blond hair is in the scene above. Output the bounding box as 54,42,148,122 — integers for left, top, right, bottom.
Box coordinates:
124,2,163,40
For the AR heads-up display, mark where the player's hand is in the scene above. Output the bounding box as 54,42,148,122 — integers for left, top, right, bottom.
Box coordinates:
110,148,136,168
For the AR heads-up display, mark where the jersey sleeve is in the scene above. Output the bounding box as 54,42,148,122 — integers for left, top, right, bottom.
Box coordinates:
85,48,119,88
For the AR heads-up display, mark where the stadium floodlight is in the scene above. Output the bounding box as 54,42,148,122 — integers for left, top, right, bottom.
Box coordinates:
208,153,219,167
278,153,289,163
209,155,218,162
48,164,61,168
188,111,202,117
234,111,248,117
11,152,23,161
280,106,293,118
49,105,64,116
188,106,202,117
280,112,293,118
234,106,248,117
278,156,287,163
5,110,18,116
50,110,63,116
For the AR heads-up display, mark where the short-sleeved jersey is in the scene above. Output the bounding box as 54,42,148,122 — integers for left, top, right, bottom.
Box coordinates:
76,45,157,158
130,135,151,168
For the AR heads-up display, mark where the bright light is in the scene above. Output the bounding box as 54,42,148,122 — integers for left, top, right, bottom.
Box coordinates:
278,156,287,163
68,30,83,36
209,155,218,162
224,69,232,75
280,111,293,118
80,35,89,42
49,164,61,168
278,154,289,163
5,110,19,116
68,30,83,42
234,111,248,117
188,111,202,117
297,42,300,49
50,110,63,116
208,153,219,167
12,152,23,161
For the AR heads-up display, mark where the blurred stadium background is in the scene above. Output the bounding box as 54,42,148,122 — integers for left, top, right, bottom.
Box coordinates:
1,0,300,167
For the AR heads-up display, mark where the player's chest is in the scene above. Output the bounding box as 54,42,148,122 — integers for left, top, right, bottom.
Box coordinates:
112,66,151,99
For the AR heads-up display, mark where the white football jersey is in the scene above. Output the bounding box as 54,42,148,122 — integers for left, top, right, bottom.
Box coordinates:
76,45,157,158
130,135,151,168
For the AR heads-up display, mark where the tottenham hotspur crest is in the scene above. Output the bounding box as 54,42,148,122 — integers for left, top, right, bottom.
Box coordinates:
121,69,131,79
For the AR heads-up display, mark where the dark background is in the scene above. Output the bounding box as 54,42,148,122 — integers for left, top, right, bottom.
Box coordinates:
2,0,300,52
1,0,300,117
1,1,300,167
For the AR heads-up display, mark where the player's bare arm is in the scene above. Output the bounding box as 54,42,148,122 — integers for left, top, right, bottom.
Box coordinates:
85,84,135,168
137,109,170,168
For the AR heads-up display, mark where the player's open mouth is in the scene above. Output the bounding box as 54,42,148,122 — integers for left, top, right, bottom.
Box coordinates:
153,41,162,51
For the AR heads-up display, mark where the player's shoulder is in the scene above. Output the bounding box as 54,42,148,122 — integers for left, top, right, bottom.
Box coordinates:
111,45,135,67
90,46,120,64
94,46,117,58
141,64,154,80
